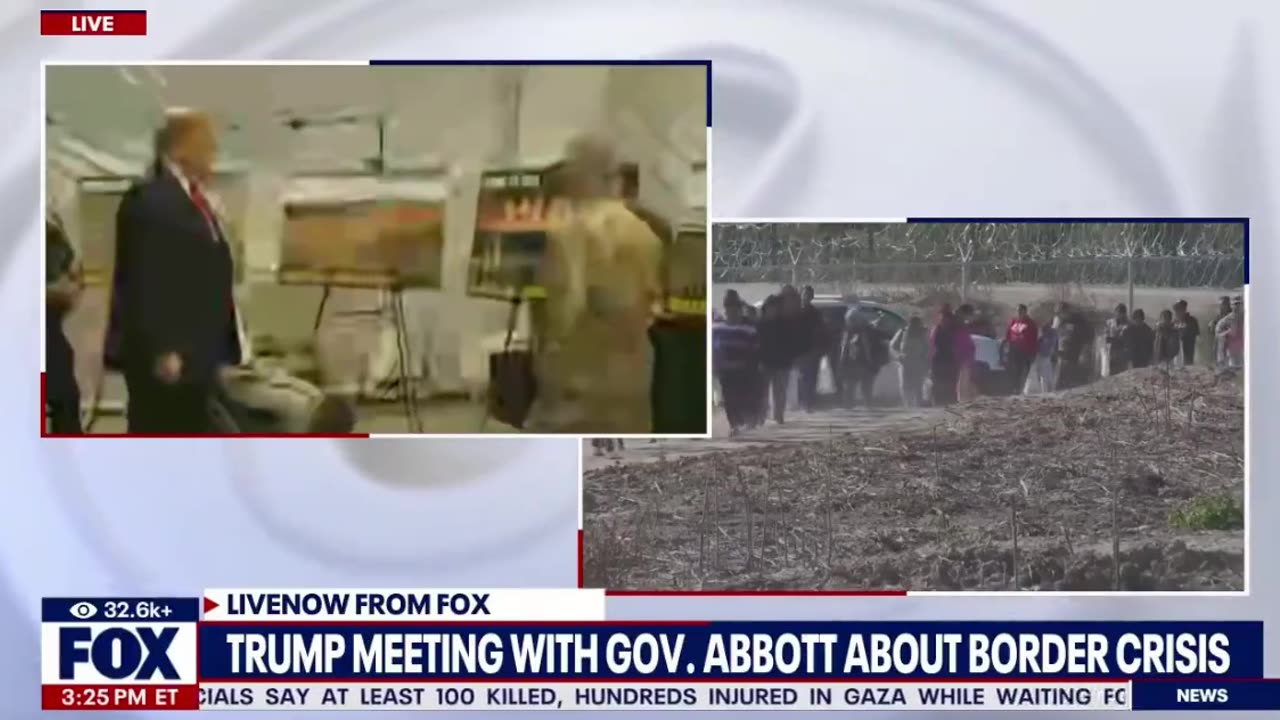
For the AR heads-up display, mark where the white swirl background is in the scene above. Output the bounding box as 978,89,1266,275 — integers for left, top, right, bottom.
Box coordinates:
8,1,1279,718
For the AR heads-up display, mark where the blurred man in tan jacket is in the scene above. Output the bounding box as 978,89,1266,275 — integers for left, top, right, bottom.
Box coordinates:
525,134,664,433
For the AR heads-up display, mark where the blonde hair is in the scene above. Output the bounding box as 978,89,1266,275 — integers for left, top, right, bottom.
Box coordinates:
562,132,618,197
155,108,210,157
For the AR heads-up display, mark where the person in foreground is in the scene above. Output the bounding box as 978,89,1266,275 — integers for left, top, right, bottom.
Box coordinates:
1212,295,1232,366
1172,299,1200,367
109,110,241,433
929,303,974,405
795,285,826,411
1215,295,1244,369
110,110,355,435
891,314,929,407
525,133,664,433
1004,304,1038,391
1128,308,1155,370
1154,309,1181,365
712,289,761,435
928,304,958,406
756,295,792,424
839,310,888,407
1103,303,1132,376
45,216,84,434
1023,313,1058,395
1053,302,1093,390
953,304,979,402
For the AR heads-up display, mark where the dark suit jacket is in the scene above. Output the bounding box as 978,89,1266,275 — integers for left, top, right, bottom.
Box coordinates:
105,166,240,383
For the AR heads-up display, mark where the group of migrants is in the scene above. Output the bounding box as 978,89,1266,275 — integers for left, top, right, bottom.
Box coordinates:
709,285,809,434
711,285,981,434
713,288,1246,434
711,285,836,434
1093,294,1245,378
1011,295,1245,395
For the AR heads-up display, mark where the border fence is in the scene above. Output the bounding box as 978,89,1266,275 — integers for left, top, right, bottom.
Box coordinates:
713,222,1246,302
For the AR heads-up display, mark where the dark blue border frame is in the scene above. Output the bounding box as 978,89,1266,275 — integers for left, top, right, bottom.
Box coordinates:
906,217,1250,284
368,59,712,127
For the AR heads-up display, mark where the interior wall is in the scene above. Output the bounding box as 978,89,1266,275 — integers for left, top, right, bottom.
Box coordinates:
48,64,707,402
518,66,611,163
45,158,80,243
607,64,708,224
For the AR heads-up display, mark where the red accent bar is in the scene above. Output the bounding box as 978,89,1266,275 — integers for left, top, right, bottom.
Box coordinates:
606,590,908,597
49,433,371,439
198,619,712,627
41,685,197,710
40,11,147,36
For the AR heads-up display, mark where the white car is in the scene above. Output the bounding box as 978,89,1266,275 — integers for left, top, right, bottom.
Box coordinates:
968,333,1016,396
822,298,1014,402
972,334,1005,373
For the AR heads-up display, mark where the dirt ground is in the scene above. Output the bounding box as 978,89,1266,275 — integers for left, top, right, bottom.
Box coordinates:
583,366,1244,592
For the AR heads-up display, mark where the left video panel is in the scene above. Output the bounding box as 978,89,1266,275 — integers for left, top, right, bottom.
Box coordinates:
42,62,710,437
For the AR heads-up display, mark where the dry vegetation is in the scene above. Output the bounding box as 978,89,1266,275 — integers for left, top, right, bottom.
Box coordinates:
584,366,1244,592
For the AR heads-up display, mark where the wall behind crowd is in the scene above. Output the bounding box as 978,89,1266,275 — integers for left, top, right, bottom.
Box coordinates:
45,64,707,405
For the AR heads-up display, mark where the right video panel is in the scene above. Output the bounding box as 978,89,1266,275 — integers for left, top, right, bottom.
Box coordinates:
583,219,1246,593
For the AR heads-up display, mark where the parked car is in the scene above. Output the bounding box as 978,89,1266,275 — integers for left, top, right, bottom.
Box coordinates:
826,297,908,402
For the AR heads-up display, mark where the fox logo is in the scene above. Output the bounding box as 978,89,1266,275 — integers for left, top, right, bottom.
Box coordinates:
58,626,179,681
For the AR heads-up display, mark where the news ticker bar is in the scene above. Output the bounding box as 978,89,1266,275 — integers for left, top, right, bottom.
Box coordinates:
39,681,1280,712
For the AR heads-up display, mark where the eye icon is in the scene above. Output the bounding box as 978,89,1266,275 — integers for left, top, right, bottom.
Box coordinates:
70,602,98,619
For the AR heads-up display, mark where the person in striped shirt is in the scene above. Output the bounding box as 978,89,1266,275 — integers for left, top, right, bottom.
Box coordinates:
713,290,761,435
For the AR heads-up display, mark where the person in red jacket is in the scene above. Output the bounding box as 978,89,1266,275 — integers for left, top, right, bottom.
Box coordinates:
1005,304,1039,393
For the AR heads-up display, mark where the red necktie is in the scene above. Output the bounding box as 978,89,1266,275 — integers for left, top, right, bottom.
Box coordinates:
193,181,238,333
189,182,218,239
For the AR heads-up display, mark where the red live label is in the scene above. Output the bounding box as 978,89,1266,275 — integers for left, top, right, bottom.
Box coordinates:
41,11,147,36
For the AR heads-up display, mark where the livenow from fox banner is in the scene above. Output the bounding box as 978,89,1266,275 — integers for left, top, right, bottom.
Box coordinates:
583,219,1246,593
43,62,708,437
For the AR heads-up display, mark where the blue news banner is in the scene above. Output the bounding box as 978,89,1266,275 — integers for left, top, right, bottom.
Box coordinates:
195,621,1276,711
41,596,1280,712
